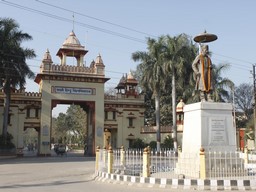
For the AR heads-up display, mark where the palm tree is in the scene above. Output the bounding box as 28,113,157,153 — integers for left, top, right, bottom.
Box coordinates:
211,63,234,102
132,37,165,152
0,18,36,142
163,34,197,150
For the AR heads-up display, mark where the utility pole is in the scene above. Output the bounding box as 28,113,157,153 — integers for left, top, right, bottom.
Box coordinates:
232,86,237,147
253,64,256,144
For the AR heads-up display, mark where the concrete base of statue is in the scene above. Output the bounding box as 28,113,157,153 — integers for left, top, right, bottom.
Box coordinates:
182,102,236,153
175,102,237,178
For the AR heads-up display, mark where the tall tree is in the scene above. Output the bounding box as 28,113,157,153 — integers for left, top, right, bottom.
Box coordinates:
55,113,69,143
163,34,197,150
66,104,87,145
132,36,165,152
133,66,156,126
211,63,234,102
0,18,36,141
234,83,253,121
54,105,87,145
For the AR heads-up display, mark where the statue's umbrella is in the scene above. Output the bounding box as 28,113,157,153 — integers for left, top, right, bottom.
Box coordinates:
194,31,218,43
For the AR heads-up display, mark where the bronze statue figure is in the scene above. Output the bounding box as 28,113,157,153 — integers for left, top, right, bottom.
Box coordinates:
192,44,213,102
192,31,217,102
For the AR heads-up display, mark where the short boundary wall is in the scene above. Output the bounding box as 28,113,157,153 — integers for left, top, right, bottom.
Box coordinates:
95,171,256,190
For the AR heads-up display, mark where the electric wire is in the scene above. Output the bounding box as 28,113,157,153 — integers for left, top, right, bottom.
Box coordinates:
0,53,252,80
0,0,146,44
0,0,254,83
0,52,130,76
1,0,254,70
35,0,157,38
213,58,251,71
213,52,254,66
1,48,252,72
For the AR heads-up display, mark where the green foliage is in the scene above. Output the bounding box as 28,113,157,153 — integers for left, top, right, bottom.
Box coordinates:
211,63,234,102
160,94,172,125
161,135,174,149
132,34,199,152
130,138,145,149
235,83,254,121
52,104,87,146
148,140,157,149
66,104,87,139
246,118,254,130
132,36,166,149
143,90,156,126
245,129,254,141
133,33,235,134
0,17,36,140
0,132,15,149
23,128,37,147
133,34,198,127
244,118,255,141
236,111,248,128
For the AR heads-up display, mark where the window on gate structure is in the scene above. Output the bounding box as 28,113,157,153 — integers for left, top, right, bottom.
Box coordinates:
128,117,133,127
35,108,39,118
26,108,30,118
112,111,116,120
105,111,108,120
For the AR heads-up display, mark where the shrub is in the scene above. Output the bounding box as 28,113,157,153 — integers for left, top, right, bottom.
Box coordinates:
130,138,145,149
0,132,15,149
161,135,174,149
149,140,157,149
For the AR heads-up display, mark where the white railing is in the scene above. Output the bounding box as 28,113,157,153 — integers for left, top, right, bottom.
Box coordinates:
97,148,256,180
149,149,178,178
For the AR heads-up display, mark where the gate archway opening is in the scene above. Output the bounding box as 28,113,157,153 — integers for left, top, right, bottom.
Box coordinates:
23,128,39,157
50,100,95,156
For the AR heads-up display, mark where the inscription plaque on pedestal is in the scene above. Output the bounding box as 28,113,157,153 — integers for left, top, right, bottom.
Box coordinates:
209,118,228,146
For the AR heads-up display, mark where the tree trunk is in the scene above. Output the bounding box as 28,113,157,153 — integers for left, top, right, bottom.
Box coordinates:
155,93,161,152
2,80,11,143
172,71,177,151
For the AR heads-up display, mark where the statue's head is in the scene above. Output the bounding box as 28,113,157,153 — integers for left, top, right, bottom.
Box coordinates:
201,44,209,56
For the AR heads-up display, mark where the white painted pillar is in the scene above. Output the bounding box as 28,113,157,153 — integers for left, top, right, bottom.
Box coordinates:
80,55,84,67
62,53,66,65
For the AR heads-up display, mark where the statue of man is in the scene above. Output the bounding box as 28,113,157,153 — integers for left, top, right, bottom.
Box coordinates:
192,44,213,102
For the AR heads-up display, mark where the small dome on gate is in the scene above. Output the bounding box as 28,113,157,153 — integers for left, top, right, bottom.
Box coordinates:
62,31,81,47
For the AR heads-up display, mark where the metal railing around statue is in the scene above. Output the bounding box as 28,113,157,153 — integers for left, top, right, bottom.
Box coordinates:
95,146,256,180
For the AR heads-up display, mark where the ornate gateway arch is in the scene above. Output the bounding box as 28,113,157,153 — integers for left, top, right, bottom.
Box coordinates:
34,31,109,155
0,31,148,157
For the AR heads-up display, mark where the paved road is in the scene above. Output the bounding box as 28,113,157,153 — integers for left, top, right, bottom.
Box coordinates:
0,152,204,192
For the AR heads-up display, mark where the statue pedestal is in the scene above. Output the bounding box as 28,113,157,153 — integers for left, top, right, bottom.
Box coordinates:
182,102,236,153
175,102,237,178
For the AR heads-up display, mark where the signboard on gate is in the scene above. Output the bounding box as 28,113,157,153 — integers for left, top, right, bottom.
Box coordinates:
52,86,95,95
